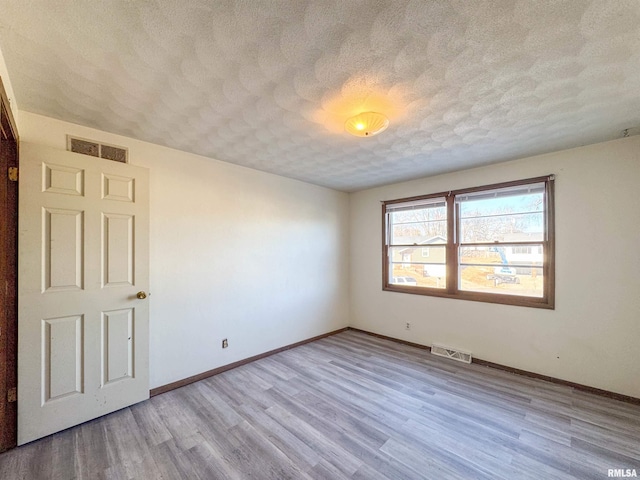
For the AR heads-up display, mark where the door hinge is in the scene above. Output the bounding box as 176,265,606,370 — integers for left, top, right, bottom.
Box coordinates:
7,387,16,403
8,167,18,182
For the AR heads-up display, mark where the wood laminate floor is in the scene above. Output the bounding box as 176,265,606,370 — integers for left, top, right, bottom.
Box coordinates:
1,330,639,479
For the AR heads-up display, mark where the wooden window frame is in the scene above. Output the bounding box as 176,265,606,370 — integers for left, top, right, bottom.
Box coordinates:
382,176,555,309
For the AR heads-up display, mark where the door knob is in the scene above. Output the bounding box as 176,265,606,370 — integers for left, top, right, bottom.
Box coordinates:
136,291,147,299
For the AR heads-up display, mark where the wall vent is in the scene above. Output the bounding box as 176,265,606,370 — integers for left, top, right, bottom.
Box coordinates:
67,136,128,163
431,344,472,364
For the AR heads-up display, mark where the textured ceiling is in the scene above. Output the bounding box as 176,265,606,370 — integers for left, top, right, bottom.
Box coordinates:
1,1,639,191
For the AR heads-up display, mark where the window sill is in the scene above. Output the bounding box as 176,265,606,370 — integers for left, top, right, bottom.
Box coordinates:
383,284,555,309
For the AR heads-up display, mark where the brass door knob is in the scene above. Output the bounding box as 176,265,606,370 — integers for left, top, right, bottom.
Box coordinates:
136,291,147,299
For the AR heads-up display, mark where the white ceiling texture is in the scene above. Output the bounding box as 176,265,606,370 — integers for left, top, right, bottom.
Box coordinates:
1,0,639,191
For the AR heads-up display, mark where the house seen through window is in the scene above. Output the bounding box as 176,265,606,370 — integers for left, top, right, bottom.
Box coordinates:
383,176,555,308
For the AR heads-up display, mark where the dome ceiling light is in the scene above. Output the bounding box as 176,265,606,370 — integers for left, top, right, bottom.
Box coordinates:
344,111,389,137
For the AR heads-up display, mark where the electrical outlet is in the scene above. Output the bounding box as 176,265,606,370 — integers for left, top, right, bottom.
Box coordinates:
222,338,228,349
405,322,411,330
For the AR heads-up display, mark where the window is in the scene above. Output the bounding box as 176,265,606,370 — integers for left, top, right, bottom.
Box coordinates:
383,176,555,308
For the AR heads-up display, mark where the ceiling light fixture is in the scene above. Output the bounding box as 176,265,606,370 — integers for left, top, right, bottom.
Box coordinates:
344,111,389,137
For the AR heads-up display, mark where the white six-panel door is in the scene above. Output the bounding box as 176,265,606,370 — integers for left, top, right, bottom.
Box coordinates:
18,142,149,444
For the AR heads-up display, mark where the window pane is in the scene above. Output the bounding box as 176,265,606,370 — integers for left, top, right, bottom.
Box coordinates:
458,184,544,244
459,245,544,267
390,246,446,265
459,265,543,297
457,183,544,214
390,245,446,289
460,213,544,243
459,245,543,297
391,220,447,245
389,203,447,245
390,263,446,289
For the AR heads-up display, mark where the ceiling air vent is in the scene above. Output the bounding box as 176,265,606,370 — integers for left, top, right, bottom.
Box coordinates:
67,136,128,163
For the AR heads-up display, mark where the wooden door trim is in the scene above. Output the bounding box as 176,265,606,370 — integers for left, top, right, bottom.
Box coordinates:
0,75,19,452
0,78,18,141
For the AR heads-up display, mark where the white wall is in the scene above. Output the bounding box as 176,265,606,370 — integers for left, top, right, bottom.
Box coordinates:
350,136,640,398
19,111,350,389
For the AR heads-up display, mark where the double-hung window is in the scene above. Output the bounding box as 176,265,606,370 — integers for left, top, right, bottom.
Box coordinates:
383,176,555,308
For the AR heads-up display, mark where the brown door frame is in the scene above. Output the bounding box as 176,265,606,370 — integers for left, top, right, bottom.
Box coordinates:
0,76,19,452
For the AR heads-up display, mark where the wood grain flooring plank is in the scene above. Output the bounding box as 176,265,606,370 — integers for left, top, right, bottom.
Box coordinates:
0,451,19,480
311,378,412,434
129,398,173,447
293,390,390,450
47,430,78,480
570,418,640,459
335,357,440,399
102,409,151,469
226,420,314,480
379,437,489,480
403,415,514,466
568,461,608,480
570,436,640,467
236,402,322,470
0,436,53,480
263,399,365,477
261,391,438,480
429,385,530,431
181,440,243,480
179,382,244,435
321,360,436,414
74,417,112,478
351,463,395,480
257,356,301,381
250,362,305,397
147,438,202,480
298,379,408,440
509,453,579,480
102,462,129,480
206,368,275,410
505,433,576,477
523,409,572,435
149,390,205,452
306,459,353,480
1,331,638,479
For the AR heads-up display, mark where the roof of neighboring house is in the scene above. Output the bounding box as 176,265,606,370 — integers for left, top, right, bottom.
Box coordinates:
397,235,446,252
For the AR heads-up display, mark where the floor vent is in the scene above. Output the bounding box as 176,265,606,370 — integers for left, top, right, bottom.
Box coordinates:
431,344,472,364
67,136,128,163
